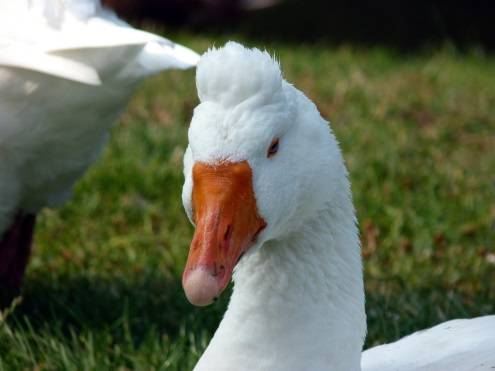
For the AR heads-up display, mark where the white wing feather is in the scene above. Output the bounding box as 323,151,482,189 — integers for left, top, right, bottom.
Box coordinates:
0,0,199,81
0,0,199,235
0,46,100,85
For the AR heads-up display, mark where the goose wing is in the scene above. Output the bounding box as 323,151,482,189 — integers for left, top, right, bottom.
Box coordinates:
0,0,199,83
0,46,100,85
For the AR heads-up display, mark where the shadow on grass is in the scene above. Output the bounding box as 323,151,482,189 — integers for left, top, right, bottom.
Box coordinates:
9,274,229,347
5,274,494,350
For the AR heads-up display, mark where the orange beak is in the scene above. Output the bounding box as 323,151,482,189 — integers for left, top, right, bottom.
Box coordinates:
182,161,266,306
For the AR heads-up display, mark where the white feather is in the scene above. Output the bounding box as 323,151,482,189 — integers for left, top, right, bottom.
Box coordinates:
0,0,200,79
0,46,100,85
196,41,282,108
362,316,495,371
0,0,199,237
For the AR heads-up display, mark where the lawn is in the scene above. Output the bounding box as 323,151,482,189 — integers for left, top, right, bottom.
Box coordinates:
1,34,494,370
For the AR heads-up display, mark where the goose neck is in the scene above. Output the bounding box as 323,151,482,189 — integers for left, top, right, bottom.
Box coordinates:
195,202,366,371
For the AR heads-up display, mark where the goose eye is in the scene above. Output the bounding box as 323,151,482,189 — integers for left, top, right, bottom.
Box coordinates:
267,138,279,158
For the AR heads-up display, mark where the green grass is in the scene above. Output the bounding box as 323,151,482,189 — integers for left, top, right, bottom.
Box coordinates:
1,35,494,369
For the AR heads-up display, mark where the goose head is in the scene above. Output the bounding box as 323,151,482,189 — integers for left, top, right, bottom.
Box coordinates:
182,42,347,306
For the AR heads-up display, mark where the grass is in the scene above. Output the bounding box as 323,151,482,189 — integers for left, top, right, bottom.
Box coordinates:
1,35,494,369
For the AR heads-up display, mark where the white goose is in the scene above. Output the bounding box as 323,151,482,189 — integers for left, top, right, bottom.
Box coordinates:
0,0,199,297
180,42,495,371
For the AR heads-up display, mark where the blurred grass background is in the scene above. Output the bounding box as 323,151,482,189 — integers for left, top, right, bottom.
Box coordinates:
1,33,494,369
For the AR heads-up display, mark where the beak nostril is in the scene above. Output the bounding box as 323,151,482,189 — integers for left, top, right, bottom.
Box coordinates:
224,224,233,243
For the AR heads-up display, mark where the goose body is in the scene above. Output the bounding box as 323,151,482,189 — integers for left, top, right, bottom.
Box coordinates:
362,316,495,371
180,42,495,371
0,0,199,296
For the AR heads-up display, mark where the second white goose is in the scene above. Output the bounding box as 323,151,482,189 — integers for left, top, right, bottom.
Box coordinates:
0,0,199,298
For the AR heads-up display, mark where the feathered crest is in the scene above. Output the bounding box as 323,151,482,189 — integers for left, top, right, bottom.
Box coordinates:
196,42,283,109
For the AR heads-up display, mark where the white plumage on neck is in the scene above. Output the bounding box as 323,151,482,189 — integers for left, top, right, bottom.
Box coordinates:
195,199,366,371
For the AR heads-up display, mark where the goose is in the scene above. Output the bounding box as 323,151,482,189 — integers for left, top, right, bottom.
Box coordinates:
180,42,495,371
0,0,199,299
